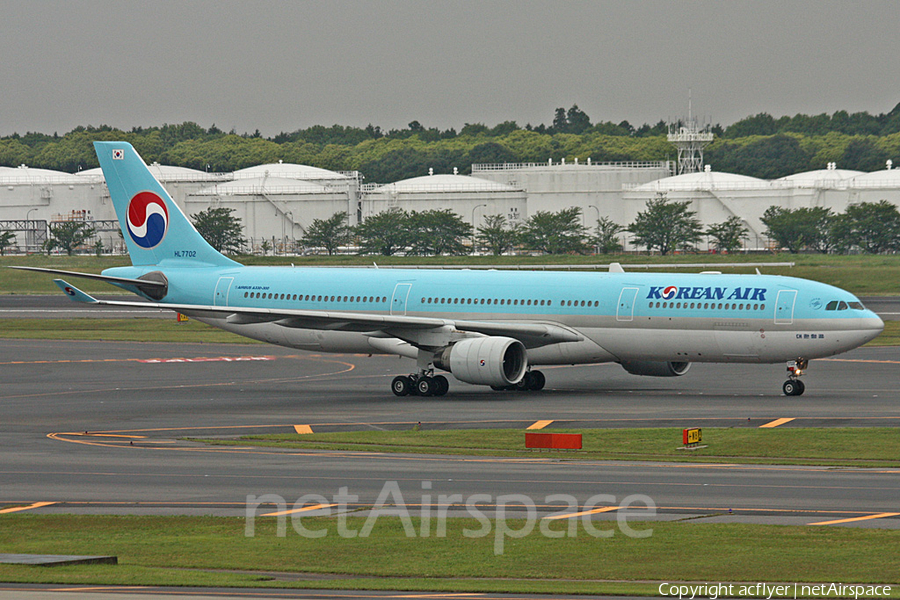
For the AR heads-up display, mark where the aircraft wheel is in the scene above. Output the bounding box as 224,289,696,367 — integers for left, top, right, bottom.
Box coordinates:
392,376,412,397
416,376,435,396
530,370,546,391
782,379,805,396
432,375,449,396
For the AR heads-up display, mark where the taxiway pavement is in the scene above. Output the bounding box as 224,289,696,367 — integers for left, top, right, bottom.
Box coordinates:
1,339,898,528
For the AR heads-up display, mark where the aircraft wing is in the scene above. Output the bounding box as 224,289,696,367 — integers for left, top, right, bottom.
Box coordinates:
52,280,582,348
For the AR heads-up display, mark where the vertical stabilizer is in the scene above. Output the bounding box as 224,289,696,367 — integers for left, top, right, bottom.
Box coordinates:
94,141,240,267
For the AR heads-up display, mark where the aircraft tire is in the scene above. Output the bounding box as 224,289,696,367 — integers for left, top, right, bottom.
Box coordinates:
392,376,412,397
433,375,449,396
416,377,435,396
530,370,546,391
782,379,805,396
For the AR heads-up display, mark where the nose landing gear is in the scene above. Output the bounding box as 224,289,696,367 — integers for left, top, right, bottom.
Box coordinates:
783,358,808,396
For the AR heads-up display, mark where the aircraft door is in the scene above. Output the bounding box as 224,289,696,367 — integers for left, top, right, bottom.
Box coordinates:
391,283,412,316
214,277,234,306
616,287,640,322
774,290,797,325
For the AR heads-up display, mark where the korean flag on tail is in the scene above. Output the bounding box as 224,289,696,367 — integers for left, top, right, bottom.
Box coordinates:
112,149,125,160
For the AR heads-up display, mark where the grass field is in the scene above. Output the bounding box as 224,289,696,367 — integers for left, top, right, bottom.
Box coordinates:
0,317,259,344
193,427,900,467
0,515,897,594
2,254,898,594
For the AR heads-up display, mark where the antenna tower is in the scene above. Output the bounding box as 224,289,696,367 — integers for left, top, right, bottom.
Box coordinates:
667,92,714,175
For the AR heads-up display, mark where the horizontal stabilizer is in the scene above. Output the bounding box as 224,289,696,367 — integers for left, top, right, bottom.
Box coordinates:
53,280,99,304
11,266,166,288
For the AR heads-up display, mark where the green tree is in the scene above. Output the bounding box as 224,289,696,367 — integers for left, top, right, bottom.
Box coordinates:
190,207,246,254
840,138,890,172
707,134,811,179
706,216,748,253
476,214,519,256
589,217,624,254
45,221,95,255
566,105,592,134
518,207,587,254
407,209,471,256
0,229,16,255
760,206,832,254
355,209,412,256
301,211,352,256
837,200,900,254
628,196,703,255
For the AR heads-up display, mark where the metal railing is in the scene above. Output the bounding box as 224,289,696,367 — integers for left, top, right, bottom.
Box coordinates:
361,183,525,194
472,161,675,172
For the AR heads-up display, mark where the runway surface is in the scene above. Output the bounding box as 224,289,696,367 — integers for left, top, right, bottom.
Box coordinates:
2,339,899,529
2,335,898,599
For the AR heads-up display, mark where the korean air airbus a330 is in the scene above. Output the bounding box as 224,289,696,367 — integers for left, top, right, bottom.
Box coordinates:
18,142,884,397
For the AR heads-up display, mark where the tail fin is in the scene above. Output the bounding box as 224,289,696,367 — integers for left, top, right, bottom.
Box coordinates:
94,141,239,268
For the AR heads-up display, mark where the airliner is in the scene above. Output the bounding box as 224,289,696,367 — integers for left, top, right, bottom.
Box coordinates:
17,142,884,397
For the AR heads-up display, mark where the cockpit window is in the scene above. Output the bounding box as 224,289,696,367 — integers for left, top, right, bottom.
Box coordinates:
826,300,862,311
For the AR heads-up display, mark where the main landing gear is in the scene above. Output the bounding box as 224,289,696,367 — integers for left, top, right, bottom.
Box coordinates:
783,358,808,396
391,372,450,397
491,369,546,392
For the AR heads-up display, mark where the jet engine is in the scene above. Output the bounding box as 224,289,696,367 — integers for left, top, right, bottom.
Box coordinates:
434,337,527,387
620,360,691,377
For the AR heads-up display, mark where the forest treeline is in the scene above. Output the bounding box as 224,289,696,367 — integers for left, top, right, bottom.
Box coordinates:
3,104,900,182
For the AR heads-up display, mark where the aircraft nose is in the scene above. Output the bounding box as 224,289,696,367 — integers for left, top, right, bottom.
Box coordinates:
863,313,885,342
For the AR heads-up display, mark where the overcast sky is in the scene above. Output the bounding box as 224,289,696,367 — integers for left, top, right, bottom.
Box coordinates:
2,0,899,137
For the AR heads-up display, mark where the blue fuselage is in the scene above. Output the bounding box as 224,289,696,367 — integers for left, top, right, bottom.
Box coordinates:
105,265,884,365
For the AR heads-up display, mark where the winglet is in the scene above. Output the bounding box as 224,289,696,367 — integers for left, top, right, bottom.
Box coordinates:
609,262,625,273
53,280,99,303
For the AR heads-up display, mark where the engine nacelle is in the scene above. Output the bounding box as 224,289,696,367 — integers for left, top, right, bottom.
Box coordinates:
434,337,527,387
620,360,691,377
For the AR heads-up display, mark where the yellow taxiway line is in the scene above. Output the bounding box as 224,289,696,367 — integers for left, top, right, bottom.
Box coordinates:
760,418,795,428
809,512,900,526
526,420,554,430
0,501,56,514
262,503,336,517
542,506,620,520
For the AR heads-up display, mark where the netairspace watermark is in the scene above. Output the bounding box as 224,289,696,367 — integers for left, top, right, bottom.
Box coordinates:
658,582,893,600
245,481,655,555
